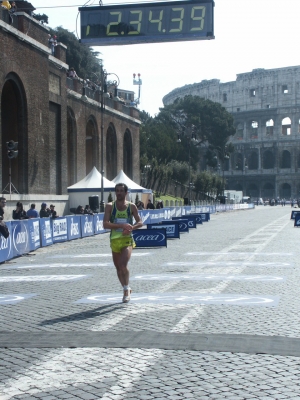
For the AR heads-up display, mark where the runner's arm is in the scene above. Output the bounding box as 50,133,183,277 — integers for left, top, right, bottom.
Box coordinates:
130,203,143,230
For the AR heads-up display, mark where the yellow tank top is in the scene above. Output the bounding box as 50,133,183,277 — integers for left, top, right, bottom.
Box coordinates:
110,201,133,240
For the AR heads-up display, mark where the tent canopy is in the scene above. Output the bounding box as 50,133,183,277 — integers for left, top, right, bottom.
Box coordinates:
112,170,152,193
67,167,115,192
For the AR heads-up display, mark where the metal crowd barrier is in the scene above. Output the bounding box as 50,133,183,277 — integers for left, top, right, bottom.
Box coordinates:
0,204,254,263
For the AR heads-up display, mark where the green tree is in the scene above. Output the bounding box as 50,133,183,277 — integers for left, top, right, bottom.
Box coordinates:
32,13,49,24
49,27,103,79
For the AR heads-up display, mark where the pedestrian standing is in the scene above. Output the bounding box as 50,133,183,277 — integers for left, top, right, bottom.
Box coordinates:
27,203,39,219
0,197,6,220
103,183,143,303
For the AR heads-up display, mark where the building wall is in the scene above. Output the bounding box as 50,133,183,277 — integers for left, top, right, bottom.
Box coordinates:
163,66,300,200
0,8,141,198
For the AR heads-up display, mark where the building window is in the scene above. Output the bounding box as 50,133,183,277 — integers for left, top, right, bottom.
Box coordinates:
266,119,274,136
237,108,240,112
266,104,271,108
223,93,227,102
250,89,256,97
282,85,288,94
282,117,291,135
251,121,258,139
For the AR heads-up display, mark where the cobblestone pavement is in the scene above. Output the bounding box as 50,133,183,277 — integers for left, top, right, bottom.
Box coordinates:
1,206,300,399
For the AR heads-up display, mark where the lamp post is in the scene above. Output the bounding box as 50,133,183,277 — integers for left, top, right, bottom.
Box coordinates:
133,73,142,105
213,146,230,198
91,68,120,212
177,124,198,205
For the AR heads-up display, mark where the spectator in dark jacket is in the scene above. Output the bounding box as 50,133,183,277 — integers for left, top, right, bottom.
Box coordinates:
13,202,28,220
40,203,51,218
0,197,6,220
76,205,84,214
49,204,59,218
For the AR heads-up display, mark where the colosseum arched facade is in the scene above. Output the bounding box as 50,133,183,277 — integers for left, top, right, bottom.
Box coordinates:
163,66,300,200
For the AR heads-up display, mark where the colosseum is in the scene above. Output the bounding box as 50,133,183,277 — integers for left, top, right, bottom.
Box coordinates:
163,66,300,201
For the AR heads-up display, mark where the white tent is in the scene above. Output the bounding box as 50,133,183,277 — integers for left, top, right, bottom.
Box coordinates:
112,170,152,194
112,170,152,204
67,167,115,210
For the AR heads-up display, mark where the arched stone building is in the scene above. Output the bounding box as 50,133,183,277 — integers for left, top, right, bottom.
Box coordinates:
163,66,300,200
0,6,140,200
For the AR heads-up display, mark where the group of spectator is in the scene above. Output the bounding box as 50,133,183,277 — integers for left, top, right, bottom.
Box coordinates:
48,34,58,55
136,199,164,210
75,205,94,215
1,1,17,24
0,198,59,220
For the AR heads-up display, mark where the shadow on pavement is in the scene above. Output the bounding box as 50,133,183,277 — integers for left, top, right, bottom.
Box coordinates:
39,303,122,326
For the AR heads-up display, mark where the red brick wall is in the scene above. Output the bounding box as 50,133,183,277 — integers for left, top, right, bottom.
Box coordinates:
0,15,140,195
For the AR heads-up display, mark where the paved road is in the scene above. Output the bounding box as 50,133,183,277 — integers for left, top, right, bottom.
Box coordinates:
1,206,300,399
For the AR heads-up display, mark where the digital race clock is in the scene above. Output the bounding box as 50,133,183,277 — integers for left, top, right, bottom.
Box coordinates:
79,0,214,46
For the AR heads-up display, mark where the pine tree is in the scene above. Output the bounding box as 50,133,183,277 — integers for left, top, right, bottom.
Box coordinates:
107,192,113,202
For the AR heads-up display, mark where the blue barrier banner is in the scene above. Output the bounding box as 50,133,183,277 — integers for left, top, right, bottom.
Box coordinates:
173,215,197,229
169,207,177,219
40,218,53,247
191,214,203,224
291,210,300,220
175,207,182,217
192,212,210,222
67,215,81,240
294,214,300,227
163,208,172,221
28,218,41,251
133,228,167,248
52,217,68,243
147,221,180,239
93,213,108,235
171,218,189,233
81,215,94,237
182,206,191,215
138,210,152,225
150,210,166,224
0,221,13,262
11,220,30,257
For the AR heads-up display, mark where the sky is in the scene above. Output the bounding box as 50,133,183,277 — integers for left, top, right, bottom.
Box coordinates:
32,0,300,116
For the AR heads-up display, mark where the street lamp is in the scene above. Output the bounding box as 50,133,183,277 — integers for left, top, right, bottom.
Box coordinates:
177,124,198,205
133,73,142,105
213,147,230,198
90,68,119,212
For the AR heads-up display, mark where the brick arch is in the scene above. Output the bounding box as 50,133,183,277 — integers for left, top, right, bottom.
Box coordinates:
67,106,77,186
86,115,98,175
248,151,258,170
1,72,28,193
262,182,274,199
123,129,133,179
263,150,274,169
280,183,291,198
247,183,259,198
280,150,291,169
106,123,117,180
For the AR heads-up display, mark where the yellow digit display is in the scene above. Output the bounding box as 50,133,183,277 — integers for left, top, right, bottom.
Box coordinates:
190,6,206,31
169,8,184,33
129,10,142,35
107,12,122,36
149,10,163,32
80,0,214,46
